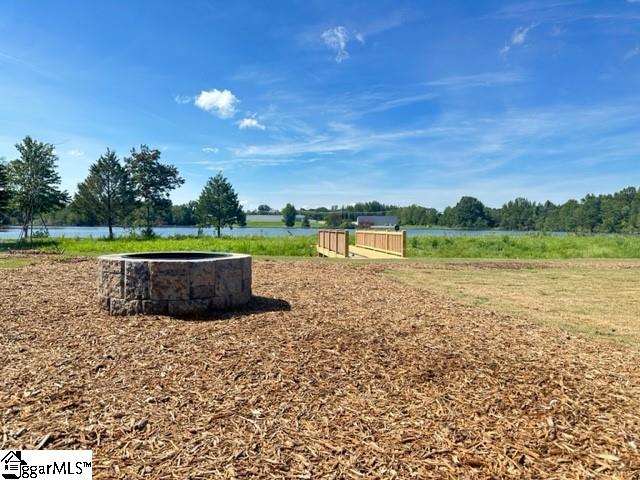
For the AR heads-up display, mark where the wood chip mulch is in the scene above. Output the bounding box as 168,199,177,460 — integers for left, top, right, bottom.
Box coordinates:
1,258,639,479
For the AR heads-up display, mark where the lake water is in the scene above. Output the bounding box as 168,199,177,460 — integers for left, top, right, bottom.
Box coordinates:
0,226,566,240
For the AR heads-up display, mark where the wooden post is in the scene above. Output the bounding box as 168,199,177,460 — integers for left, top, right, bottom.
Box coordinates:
344,230,349,258
402,230,407,257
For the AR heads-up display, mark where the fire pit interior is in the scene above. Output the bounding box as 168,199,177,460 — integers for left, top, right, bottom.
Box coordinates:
97,251,251,316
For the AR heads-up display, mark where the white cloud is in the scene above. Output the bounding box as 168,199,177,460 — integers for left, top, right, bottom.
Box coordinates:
426,71,525,88
512,25,531,45
624,46,640,60
237,116,266,130
194,89,238,118
321,26,350,63
202,147,219,153
174,95,192,104
501,24,534,55
355,32,365,44
68,149,84,157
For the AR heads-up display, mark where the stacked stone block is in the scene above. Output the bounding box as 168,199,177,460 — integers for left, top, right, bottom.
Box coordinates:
97,253,252,316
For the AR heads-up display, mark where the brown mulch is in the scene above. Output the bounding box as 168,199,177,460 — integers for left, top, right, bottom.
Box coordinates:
1,258,639,479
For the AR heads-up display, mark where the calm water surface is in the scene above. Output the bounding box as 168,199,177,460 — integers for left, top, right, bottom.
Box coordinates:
0,226,567,240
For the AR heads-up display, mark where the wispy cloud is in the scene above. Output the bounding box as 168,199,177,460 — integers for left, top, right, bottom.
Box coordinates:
67,149,84,157
237,116,266,130
174,95,192,104
321,26,350,63
202,147,219,153
194,89,238,118
501,24,534,55
425,71,525,88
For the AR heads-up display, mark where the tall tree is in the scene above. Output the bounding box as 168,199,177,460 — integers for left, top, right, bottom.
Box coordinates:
124,145,184,236
282,203,297,227
8,136,69,241
449,196,492,228
72,149,134,239
170,201,198,226
196,172,244,238
0,159,10,222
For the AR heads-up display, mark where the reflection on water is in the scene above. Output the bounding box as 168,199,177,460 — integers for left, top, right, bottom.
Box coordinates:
0,225,567,240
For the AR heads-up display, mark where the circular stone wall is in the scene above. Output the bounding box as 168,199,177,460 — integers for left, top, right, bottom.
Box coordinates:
97,252,252,316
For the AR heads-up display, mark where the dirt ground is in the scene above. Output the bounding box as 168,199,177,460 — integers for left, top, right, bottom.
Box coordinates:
387,259,640,348
1,257,639,479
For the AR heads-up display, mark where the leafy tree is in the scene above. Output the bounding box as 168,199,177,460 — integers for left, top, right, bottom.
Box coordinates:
324,211,342,228
282,203,297,227
499,198,538,230
0,159,10,223
170,201,198,226
124,145,184,236
448,196,492,228
196,172,244,237
301,215,311,228
8,136,69,241
237,208,247,227
72,149,134,239
257,204,272,214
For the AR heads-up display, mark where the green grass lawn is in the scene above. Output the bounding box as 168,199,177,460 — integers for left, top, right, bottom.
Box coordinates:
407,234,640,259
244,220,321,228
2,233,640,259
387,259,640,347
0,235,318,257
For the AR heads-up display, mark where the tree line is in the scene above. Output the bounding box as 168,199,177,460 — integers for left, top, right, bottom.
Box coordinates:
1,136,639,236
299,193,640,233
0,136,244,240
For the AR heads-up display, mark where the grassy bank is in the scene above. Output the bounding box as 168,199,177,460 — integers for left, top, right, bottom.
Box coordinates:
245,220,322,228
407,234,640,259
0,235,317,257
2,233,640,258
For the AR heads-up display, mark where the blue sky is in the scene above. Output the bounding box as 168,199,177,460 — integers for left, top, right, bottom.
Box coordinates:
0,0,639,210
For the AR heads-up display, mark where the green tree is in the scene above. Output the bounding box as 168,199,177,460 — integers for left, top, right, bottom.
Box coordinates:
282,203,297,227
0,159,10,223
124,145,184,237
448,196,492,228
257,204,272,214
324,211,342,228
170,201,198,226
196,172,244,237
8,136,69,241
301,215,311,228
72,149,134,239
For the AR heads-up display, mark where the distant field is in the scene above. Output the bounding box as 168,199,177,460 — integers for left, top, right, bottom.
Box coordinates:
388,259,640,347
407,234,640,258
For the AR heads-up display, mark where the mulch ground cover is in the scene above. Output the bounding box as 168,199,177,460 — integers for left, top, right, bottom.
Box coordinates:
1,257,639,479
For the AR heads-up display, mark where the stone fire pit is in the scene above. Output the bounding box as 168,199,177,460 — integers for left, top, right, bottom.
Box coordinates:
97,252,251,316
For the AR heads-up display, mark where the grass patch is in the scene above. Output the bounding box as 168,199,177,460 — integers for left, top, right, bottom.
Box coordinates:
0,235,317,257
407,234,640,258
245,220,321,228
387,260,640,347
3,233,640,259
0,257,36,269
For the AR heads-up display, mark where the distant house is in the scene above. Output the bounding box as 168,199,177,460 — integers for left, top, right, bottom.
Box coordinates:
356,215,399,228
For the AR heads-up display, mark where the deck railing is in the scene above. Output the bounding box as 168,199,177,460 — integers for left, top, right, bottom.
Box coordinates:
317,229,349,258
355,230,406,257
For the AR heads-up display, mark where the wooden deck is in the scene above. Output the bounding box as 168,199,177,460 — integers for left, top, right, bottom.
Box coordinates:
348,245,406,259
